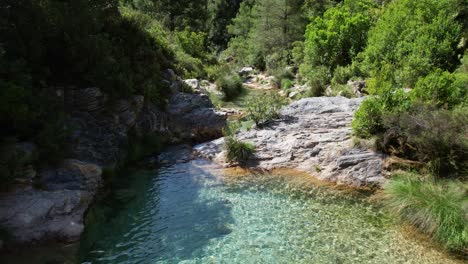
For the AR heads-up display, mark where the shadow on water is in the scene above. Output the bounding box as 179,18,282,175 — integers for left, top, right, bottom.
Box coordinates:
78,160,234,263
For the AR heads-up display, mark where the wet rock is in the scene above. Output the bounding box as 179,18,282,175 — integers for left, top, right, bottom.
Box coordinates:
196,97,386,187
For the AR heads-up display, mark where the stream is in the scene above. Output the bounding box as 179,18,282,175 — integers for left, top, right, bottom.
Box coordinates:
74,158,460,264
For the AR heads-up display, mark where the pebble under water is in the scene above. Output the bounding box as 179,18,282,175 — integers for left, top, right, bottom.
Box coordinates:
77,159,461,264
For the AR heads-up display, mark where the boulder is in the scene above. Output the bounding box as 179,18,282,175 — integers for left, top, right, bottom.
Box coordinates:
239,67,254,77
184,79,200,90
195,97,386,187
0,160,102,244
168,92,227,142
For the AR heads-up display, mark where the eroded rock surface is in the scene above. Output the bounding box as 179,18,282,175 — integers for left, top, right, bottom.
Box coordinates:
195,97,385,187
0,160,101,243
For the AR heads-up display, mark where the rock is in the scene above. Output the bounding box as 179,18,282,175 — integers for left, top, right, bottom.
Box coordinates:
0,160,102,244
195,97,386,187
184,79,200,90
288,91,299,99
168,92,227,142
347,80,367,96
239,67,254,77
66,87,105,112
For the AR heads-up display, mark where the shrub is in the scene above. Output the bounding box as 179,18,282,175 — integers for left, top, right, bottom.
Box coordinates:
216,71,243,101
361,0,463,88
332,65,355,85
384,173,468,251
303,0,377,71
281,79,294,90
245,93,288,126
386,106,468,177
411,70,468,109
225,137,255,163
352,96,384,138
300,65,331,97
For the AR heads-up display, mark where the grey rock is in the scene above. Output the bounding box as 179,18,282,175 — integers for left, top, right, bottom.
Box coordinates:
195,97,386,187
184,79,200,90
0,160,101,243
168,92,226,142
239,67,254,77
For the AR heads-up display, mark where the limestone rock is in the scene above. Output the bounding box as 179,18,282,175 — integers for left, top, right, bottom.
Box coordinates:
168,92,227,142
195,97,386,187
0,160,102,243
184,79,200,90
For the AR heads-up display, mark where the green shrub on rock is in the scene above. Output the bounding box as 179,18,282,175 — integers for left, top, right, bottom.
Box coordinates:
225,137,255,163
216,72,243,101
352,97,384,138
246,93,288,126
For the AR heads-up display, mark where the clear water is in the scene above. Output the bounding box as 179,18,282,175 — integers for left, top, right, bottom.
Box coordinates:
77,159,461,264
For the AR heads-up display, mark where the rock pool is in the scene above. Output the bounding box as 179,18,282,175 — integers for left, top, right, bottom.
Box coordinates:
76,159,460,264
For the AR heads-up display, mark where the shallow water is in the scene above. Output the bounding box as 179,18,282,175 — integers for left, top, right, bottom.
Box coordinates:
77,159,461,264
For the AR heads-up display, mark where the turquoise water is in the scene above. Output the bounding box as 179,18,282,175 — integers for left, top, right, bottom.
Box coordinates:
78,159,460,264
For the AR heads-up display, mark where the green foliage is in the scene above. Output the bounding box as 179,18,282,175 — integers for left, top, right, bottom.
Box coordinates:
331,64,361,85
225,137,255,163
361,0,463,88
174,28,207,59
281,79,294,90
410,70,468,109
245,93,288,126
352,97,384,138
384,174,468,251
225,0,307,72
384,106,468,177
216,72,243,101
302,0,377,73
300,65,330,97
327,84,355,98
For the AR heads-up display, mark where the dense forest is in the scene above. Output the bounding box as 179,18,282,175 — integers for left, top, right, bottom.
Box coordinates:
0,0,467,256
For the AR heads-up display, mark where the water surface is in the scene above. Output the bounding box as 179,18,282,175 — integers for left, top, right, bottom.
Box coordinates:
78,159,460,264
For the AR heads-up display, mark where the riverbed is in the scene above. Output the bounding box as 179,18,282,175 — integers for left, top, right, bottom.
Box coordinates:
75,159,460,264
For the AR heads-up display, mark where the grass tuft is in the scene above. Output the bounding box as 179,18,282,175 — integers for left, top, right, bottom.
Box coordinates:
384,173,468,252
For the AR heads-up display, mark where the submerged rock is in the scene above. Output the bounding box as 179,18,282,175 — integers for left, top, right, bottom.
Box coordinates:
195,97,386,187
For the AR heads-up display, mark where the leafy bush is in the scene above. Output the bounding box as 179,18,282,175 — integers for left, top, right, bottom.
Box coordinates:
361,0,463,88
384,106,468,177
174,28,207,59
245,93,288,126
216,71,243,101
302,0,377,71
225,137,255,163
352,97,384,138
384,173,468,251
410,70,468,109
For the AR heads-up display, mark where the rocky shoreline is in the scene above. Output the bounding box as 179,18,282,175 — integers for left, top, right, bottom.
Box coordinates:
0,70,226,248
0,75,386,249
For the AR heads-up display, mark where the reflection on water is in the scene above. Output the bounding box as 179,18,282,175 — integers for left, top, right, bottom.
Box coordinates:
77,159,461,264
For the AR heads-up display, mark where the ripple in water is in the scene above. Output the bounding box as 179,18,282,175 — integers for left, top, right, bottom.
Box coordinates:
78,159,461,264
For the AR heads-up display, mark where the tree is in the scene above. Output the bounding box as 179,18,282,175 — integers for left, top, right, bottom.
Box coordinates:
361,0,463,88
302,0,377,72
